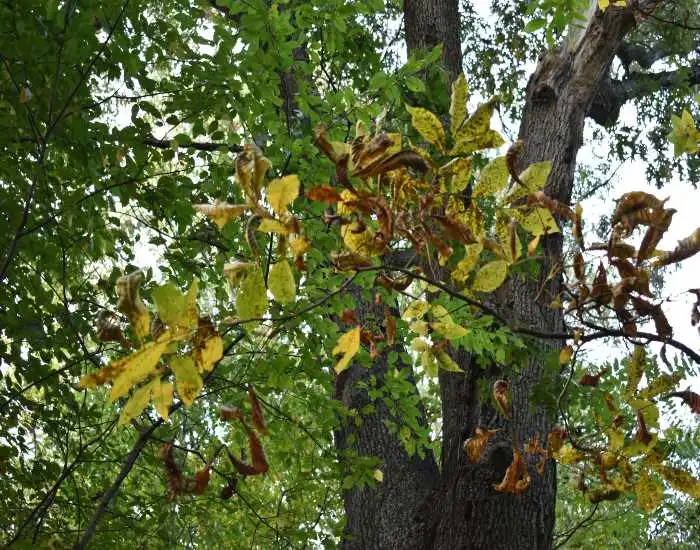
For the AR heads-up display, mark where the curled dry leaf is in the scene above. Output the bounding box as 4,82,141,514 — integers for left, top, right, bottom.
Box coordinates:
193,467,211,495
306,185,342,203
248,387,269,435
494,451,530,494
161,443,183,499
220,405,245,422
578,368,608,387
95,310,131,349
635,409,652,446
463,427,502,463
220,478,237,500
653,227,700,267
667,389,700,414
493,380,510,419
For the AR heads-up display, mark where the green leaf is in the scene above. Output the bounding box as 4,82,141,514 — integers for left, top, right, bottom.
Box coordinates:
435,349,463,372
237,266,268,322
405,76,426,93
268,260,296,304
152,280,199,330
636,469,663,512
524,18,546,32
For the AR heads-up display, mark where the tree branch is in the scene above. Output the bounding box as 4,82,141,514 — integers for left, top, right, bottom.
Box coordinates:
589,60,700,126
143,136,243,154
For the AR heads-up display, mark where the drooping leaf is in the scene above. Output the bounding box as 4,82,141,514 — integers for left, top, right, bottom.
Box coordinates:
193,201,248,228
472,260,509,293
118,380,155,426
268,175,300,215
406,105,446,152
451,97,504,154
236,266,268,322
332,326,361,374
463,427,501,463
152,379,174,420
452,243,483,284
193,335,223,374
170,355,203,408
152,280,198,331
268,260,296,304
519,207,560,236
248,387,269,435
115,271,150,340
435,348,464,372
257,218,291,234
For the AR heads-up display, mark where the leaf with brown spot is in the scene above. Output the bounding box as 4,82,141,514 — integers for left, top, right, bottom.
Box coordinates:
579,368,608,387
637,209,676,263
653,227,700,267
667,389,700,414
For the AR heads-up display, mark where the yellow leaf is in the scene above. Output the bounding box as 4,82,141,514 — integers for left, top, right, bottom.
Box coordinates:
410,337,429,353
431,322,468,340
170,355,203,408
559,345,573,365
409,320,429,336
597,0,609,10
439,157,472,192
636,469,663,512
450,97,504,155
257,218,290,234
653,463,700,499
472,260,509,293
450,73,469,139
474,156,508,198
194,335,223,374
151,279,199,330
452,243,483,284
268,174,300,215
638,372,683,399
520,207,560,236
107,338,170,402
553,443,582,465
402,300,430,320
236,266,268,322
421,349,439,377
625,345,646,397
373,469,384,483
152,379,174,420
435,349,464,372
506,161,552,203
117,381,154,426
341,223,383,257
268,260,296,304
332,326,361,374
406,105,446,152
193,201,248,228
290,235,311,256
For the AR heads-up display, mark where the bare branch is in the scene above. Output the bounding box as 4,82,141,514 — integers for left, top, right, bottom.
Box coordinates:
143,136,243,154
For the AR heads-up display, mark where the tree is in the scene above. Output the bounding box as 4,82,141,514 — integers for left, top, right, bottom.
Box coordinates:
1,1,699,549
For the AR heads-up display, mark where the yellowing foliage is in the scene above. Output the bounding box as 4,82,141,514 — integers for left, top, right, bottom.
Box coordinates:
332,326,361,374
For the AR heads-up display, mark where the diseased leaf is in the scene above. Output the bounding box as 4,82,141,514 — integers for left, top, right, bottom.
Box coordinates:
193,335,223,374
652,462,700,498
472,260,509,293
450,73,469,139
152,280,198,330
406,105,446,152
115,271,150,340
519,207,560,236
559,345,573,365
474,156,508,198
451,97,503,154
332,326,361,374
421,349,439,377
506,161,552,202
636,469,663,512
268,175,300,215
170,356,203,408
403,300,430,320
268,260,296,304
306,185,342,203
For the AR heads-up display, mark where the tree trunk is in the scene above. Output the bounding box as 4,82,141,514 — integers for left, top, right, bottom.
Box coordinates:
338,2,653,549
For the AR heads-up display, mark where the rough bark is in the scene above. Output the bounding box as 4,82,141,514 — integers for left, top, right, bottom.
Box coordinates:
338,2,661,550
404,0,462,82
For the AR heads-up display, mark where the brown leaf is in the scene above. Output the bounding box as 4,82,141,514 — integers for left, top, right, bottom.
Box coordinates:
612,192,667,225
193,467,211,495
306,185,342,203
249,429,269,474
95,311,131,349
220,478,237,500
635,410,652,446
384,306,397,346
160,443,183,499
248,387,269,435
220,405,244,422
313,125,337,162
610,258,637,279
463,427,501,464
341,310,359,325
637,209,676,264
432,215,476,245
494,451,530,494
578,368,608,387
654,227,700,267
591,262,611,306
225,447,258,477
573,253,585,283
668,389,700,414
493,380,510,419
612,282,630,312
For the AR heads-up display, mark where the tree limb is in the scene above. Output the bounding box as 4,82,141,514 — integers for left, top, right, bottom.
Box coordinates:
143,136,243,154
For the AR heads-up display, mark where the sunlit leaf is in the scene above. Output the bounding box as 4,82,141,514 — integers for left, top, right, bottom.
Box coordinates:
636,469,663,512
193,201,248,228
474,156,508,198
236,266,268,322
118,380,154,426
257,218,291,234
332,326,361,374
450,73,469,139
519,207,560,236
268,175,300,215
170,355,203,408
472,260,509,292
152,280,198,330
